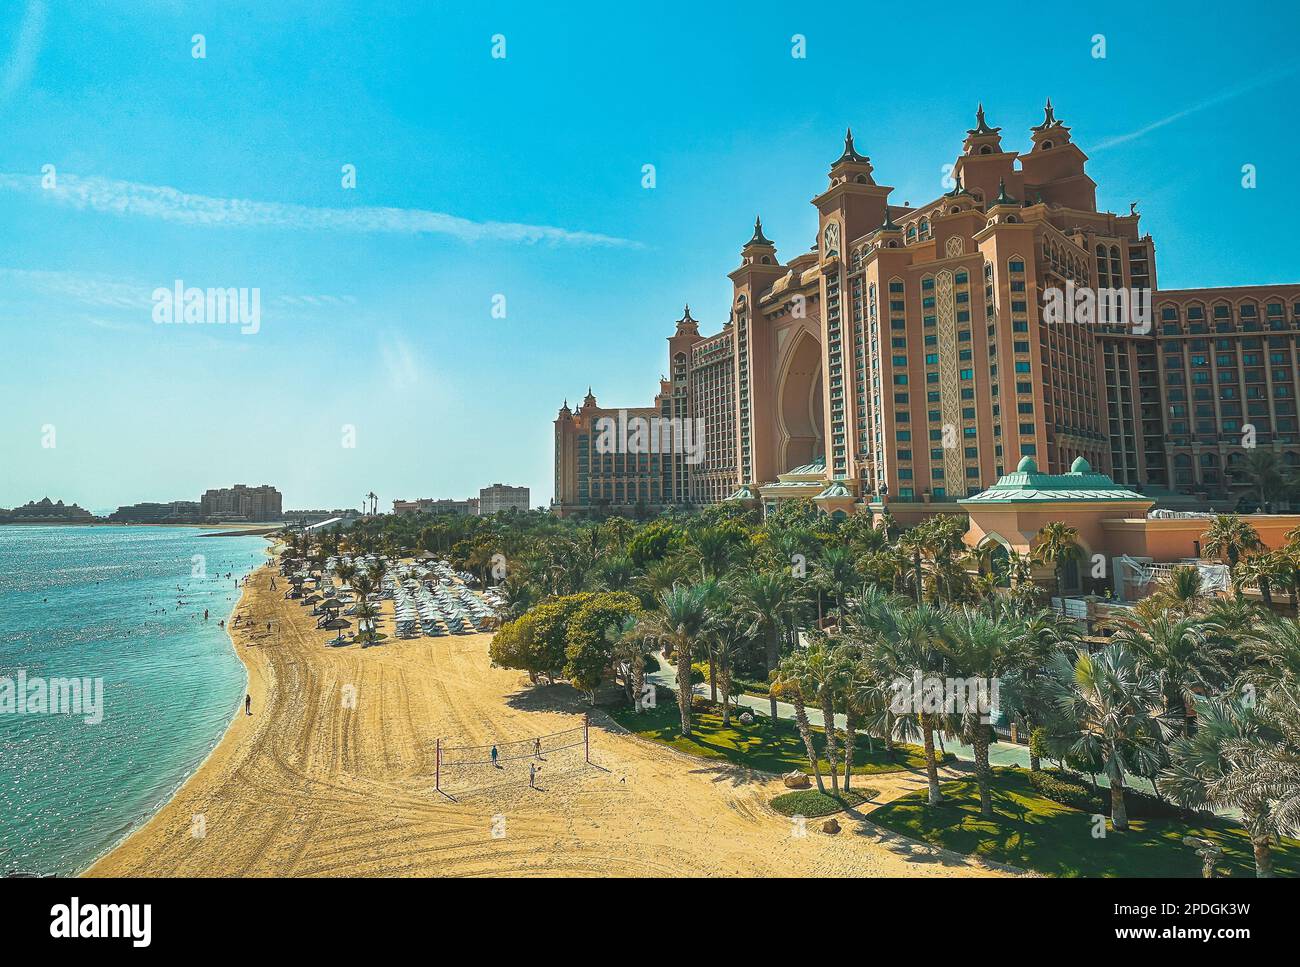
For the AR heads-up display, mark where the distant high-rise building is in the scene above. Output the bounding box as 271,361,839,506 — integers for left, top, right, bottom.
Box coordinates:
478,483,530,515
200,484,283,521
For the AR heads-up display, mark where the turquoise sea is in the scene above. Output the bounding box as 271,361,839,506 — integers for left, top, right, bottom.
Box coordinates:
0,525,266,875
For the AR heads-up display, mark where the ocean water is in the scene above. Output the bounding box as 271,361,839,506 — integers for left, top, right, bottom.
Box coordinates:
0,525,266,875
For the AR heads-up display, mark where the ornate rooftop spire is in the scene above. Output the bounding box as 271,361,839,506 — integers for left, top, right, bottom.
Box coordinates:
944,173,970,198
971,102,997,135
834,127,870,165
993,177,1018,207
746,215,773,247
1032,97,1060,131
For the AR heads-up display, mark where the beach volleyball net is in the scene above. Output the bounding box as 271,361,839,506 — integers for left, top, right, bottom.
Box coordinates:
434,715,591,798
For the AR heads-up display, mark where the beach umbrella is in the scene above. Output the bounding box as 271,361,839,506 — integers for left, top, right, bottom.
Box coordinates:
324,617,352,630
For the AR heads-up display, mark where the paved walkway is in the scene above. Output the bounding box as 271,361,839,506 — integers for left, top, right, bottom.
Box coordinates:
648,660,1159,793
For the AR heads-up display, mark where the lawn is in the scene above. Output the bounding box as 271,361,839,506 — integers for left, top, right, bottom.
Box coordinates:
607,692,951,778
867,767,1300,878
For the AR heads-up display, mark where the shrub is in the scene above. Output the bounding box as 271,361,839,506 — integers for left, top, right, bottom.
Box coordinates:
1028,769,1102,812
770,789,872,818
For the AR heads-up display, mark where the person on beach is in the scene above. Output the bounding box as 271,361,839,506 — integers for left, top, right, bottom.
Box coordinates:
534,738,542,760
490,745,499,768
245,694,252,716
529,763,538,788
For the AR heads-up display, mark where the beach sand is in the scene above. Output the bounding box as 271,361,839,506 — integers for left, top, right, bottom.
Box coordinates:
87,560,1005,878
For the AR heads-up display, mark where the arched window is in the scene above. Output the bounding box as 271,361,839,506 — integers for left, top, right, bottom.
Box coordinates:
906,224,917,243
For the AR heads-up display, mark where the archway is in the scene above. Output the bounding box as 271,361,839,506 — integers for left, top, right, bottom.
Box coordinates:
777,331,824,470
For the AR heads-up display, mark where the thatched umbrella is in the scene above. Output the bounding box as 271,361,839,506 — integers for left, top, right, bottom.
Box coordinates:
323,617,352,630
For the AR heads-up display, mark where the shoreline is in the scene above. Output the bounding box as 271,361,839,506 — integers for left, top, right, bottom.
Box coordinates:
78,543,271,876
88,549,998,878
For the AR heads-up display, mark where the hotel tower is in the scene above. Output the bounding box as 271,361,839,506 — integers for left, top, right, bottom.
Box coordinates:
553,102,1300,520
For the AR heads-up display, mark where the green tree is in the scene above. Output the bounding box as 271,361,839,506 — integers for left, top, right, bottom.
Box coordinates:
564,592,643,704
772,648,826,794
644,583,715,736
1033,521,1083,600
1048,644,1172,831
1161,693,1289,878
736,570,801,721
1201,514,1263,598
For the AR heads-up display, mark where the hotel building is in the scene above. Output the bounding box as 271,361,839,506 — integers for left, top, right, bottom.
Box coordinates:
200,484,283,521
553,102,1300,520
478,484,531,515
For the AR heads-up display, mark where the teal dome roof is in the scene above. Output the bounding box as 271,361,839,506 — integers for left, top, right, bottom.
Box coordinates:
1015,456,1038,473
1069,456,1092,474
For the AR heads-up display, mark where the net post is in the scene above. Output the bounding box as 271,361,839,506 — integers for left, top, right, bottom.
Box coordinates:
584,712,590,763
435,737,441,793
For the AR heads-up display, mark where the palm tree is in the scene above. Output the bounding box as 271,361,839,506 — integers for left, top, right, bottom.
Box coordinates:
1048,644,1172,831
1239,550,1283,608
1033,521,1083,600
937,608,1031,817
645,583,714,737
1161,693,1286,877
842,586,907,761
846,594,950,804
1202,514,1263,598
736,570,800,721
772,649,826,794
1233,448,1290,513
803,634,852,796
1107,610,1231,735
1150,565,1207,616
689,528,734,580
813,545,858,621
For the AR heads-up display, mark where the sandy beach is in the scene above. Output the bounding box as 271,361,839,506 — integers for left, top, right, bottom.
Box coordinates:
87,558,1005,878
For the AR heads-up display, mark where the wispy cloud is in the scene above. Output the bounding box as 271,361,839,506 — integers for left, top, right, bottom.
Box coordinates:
379,333,421,391
1093,62,1300,151
0,172,639,248
0,1,45,104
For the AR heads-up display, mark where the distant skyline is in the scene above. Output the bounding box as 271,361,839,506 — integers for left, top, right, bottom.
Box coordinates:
3,1,1298,510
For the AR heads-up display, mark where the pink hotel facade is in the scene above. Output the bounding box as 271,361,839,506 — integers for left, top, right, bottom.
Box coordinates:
553,103,1300,524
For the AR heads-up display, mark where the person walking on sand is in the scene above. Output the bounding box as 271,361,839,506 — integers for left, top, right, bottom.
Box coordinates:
245,693,252,716
490,745,500,769
529,762,538,788
533,738,542,760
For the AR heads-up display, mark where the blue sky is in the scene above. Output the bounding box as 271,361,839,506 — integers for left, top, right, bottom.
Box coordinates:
1,0,1298,513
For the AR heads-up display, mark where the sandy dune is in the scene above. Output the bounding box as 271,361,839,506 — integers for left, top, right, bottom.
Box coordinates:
88,561,1005,877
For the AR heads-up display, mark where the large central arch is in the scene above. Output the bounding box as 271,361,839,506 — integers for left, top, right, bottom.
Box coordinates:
776,330,824,471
